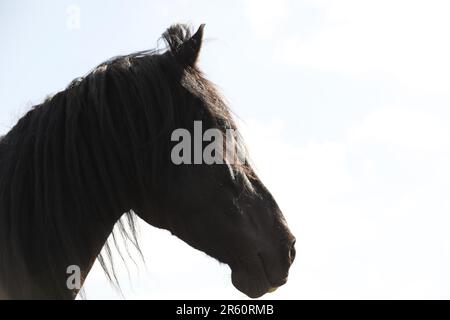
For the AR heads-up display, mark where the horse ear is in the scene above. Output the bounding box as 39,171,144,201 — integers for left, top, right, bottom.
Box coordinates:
163,24,205,67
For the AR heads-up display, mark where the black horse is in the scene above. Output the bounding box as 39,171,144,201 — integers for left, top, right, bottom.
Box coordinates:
0,24,295,299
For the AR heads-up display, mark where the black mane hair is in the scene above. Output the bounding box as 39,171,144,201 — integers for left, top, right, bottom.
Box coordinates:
0,24,250,299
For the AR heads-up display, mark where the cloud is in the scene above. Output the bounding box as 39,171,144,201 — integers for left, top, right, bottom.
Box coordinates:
242,109,450,299
243,0,289,38
275,0,450,93
348,106,450,151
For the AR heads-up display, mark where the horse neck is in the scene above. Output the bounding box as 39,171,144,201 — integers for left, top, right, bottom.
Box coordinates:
2,111,137,299
0,98,133,299
2,216,117,300
0,287,9,300
0,157,121,300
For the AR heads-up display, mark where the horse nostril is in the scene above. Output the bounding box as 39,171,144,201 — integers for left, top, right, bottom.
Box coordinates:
289,240,296,264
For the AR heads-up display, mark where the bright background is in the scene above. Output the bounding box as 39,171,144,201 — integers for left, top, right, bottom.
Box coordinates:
1,0,450,299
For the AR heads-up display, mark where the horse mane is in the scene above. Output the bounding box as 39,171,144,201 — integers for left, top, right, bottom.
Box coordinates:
0,24,250,298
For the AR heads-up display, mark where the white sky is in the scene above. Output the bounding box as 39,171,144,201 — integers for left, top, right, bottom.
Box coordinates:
1,0,450,299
